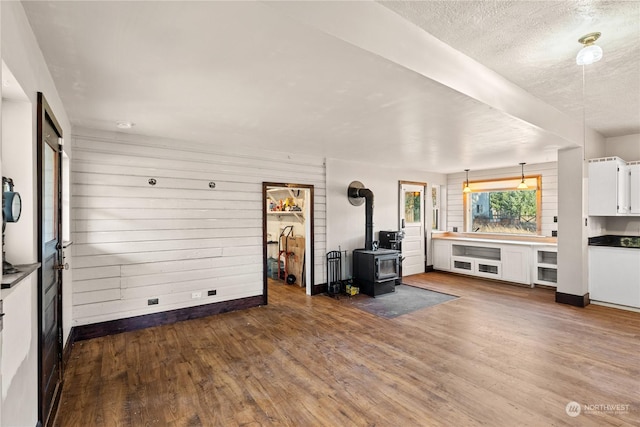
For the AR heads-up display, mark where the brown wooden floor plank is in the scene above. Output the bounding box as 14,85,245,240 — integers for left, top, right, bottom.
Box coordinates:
56,272,640,426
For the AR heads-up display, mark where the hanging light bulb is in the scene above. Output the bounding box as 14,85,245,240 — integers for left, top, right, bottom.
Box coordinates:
463,169,471,193
517,163,529,190
576,32,603,65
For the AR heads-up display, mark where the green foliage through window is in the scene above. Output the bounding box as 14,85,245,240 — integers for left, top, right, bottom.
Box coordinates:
470,190,537,234
405,191,421,223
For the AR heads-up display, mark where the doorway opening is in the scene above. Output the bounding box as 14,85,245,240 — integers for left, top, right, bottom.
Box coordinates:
262,183,314,302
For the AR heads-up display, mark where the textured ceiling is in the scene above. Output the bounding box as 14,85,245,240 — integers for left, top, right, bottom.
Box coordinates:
379,0,640,137
18,1,640,173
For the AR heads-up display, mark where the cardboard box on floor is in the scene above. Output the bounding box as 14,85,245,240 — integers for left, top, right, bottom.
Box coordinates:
281,236,305,286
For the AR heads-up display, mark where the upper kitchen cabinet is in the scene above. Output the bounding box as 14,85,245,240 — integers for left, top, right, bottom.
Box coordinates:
588,157,629,216
629,162,640,214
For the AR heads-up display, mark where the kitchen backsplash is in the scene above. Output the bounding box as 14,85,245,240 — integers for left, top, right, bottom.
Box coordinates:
605,217,640,236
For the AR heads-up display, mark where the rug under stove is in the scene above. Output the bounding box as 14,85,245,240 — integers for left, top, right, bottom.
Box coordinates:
350,284,458,318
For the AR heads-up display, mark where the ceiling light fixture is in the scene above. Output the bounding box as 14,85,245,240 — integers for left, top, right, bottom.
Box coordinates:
577,31,602,160
463,169,471,193
517,163,528,190
116,121,134,129
576,32,603,65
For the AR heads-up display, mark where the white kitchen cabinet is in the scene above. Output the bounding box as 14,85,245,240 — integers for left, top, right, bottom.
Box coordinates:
451,244,502,279
432,237,556,286
589,246,640,308
629,162,640,214
502,246,531,285
533,246,557,287
452,257,502,279
432,239,451,271
588,157,629,216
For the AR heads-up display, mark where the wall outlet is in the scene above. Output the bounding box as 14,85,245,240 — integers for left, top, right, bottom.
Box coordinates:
553,216,558,223
208,290,217,296
148,298,159,305
191,291,202,299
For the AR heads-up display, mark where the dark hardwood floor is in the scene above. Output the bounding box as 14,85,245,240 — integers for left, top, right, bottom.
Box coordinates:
55,272,640,426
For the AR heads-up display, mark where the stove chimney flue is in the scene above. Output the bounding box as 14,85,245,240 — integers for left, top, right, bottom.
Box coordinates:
348,181,375,250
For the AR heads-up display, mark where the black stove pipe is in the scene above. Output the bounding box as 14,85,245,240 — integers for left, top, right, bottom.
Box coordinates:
348,186,374,250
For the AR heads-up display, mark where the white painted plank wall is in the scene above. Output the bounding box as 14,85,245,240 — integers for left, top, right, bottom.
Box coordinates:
71,129,326,326
446,162,558,237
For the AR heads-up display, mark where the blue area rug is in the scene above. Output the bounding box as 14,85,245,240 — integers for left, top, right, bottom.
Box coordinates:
350,285,458,318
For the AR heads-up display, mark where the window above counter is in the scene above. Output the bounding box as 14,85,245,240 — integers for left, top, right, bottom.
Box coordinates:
463,175,542,235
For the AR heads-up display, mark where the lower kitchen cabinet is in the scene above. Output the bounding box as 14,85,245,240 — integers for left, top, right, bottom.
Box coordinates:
502,246,531,285
451,243,502,279
589,246,640,308
432,237,555,287
452,256,502,279
533,246,558,287
432,239,452,271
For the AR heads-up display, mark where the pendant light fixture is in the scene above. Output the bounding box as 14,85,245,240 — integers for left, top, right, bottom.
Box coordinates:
517,163,528,190
576,32,603,65
463,169,471,193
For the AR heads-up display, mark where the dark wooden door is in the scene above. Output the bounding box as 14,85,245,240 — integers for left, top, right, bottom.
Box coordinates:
37,93,64,427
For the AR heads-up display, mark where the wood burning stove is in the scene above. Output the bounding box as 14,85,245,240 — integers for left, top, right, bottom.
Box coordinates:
353,248,400,297
347,181,401,297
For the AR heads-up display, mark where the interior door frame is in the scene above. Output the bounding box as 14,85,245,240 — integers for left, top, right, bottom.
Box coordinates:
262,182,315,302
36,92,64,427
399,180,427,274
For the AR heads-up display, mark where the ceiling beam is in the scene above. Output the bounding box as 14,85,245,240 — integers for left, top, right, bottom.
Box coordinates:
268,1,584,148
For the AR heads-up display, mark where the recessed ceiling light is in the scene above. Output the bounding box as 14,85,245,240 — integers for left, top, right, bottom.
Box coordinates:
116,121,134,129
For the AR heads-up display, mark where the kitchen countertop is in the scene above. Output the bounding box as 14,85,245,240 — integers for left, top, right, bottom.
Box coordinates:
1,263,41,289
588,235,640,249
432,232,557,247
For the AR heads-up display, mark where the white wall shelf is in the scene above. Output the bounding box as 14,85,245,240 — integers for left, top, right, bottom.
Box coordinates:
267,211,304,222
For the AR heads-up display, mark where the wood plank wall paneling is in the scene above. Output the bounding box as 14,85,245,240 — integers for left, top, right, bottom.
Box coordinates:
71,131,326,326
447,162,558,236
